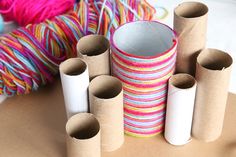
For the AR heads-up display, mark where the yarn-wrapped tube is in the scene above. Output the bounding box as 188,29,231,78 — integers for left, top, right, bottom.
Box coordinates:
0,0,155,96
111,21,177,137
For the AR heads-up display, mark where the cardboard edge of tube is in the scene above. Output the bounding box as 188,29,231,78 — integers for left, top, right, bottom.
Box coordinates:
89,75,123,100
169,73,197,90
174,2,208,75
196,49,233,73
174,2,208,21
111,21,177,59
59,58,88,78
165,73,196,146
59,58,89,118
77,35,111,80
66,113,101,157
89,75,124,152
192,48,233,142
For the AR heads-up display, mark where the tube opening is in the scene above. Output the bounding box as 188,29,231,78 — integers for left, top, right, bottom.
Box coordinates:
112,21,176,57
66,113,100,140
77,35,110,56
170,74,196,89
175,2,208,18
60,58,87,76
197,49,233,70
89,75,122,99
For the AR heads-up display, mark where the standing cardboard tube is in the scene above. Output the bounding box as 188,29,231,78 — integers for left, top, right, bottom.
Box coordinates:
192,48,233,142
174,2,208,75
165,74,197,146
89,75,124,152
59,58,89,119
77,35,110,80
66,113,101,157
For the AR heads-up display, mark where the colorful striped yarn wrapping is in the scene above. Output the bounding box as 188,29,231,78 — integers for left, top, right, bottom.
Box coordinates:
0,0,155,96
111,21,177,137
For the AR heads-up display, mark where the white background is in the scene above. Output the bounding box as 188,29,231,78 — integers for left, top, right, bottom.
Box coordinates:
147,0,236,94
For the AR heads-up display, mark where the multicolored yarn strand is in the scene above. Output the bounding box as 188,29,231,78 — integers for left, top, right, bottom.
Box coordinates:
0,13,79,96
73,0,155,38
0,1,155,96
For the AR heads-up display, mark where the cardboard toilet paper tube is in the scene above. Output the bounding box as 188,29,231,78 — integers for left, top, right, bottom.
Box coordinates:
165,73,197,146
59,58,89,119
66,113,101,157
89,75,124,152
174,2,208,75
77,35,110,80
192,48,233,142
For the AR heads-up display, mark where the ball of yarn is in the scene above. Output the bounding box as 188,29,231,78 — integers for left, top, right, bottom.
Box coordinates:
0,14,4,33
0,0,155,96
0,0,75,26
0,12,79,96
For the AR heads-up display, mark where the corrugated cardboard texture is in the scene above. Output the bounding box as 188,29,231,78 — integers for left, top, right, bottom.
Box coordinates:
192,48,233,142
0,78,235,157
66,113,101,157
174,2,208,75
89,75,124,152
77,35,110,80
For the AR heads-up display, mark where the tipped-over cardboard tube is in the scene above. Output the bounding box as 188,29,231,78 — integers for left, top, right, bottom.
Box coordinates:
174,2,208,75
165,73,197,146
59,58,89,119
66,113,101,157
77,35,110,80
192,48,233,142
89,75,124,152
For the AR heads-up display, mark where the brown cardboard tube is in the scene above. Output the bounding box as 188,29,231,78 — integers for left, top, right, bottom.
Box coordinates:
77,35,110,80
89,75,124,152
192,48,233,142
174,2,208,75
66,113,101,157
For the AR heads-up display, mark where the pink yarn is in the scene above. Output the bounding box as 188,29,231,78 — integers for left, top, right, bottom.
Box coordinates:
0,0,75,26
